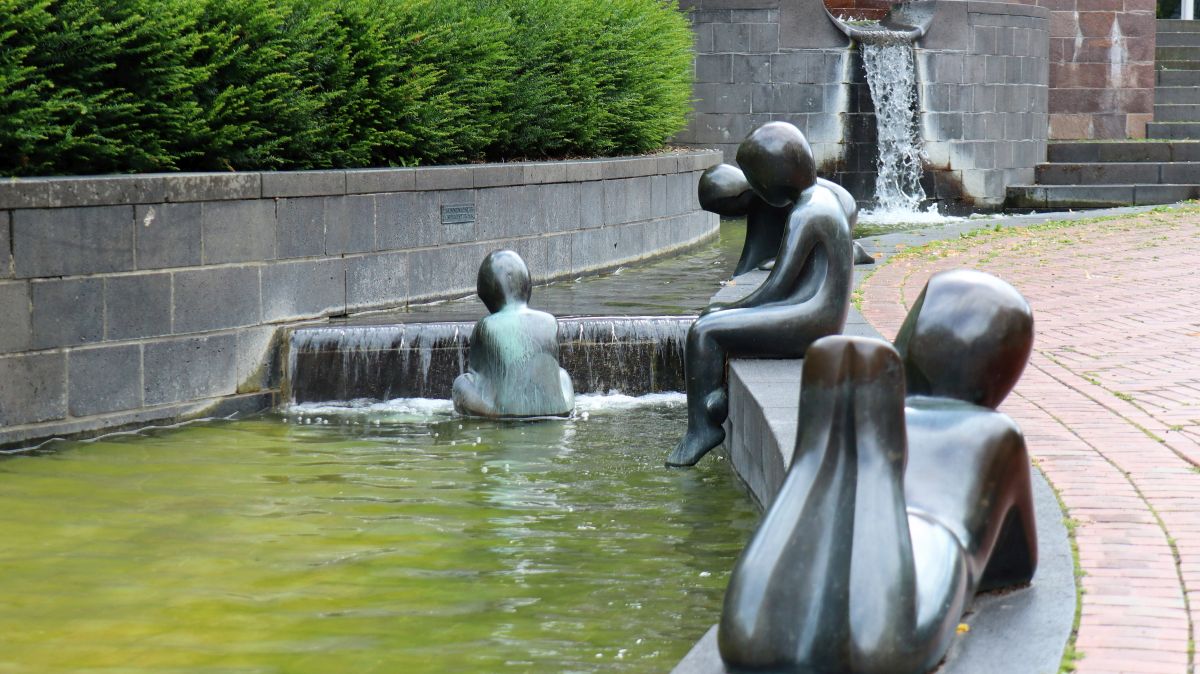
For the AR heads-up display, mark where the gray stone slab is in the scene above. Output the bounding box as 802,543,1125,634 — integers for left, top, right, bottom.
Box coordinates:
696,54,733,83
0,281,30,353
235,326,283,393
143,333,238,406
438,190,479,244
0,352,65,426
347,252,409,311
13,205,134,278
472,164,524,188
201,199,276,264
523,161,569,185
475,186,528,240
104,273,172,341
134,202,202,270
275,197,326,259
261,170,346,198
68,344,142,416
162,173,260,203
603,178,653,225
172,265,260,334
408,243,485,302
563,161,604,183
345,168,416,194
43,175,167,208
262,258,346,322
376,191,440,249
324,195,376,254
0,179,49,210
414,166,472,191
580,181,605,228
0,211,10,278
30,278,103,349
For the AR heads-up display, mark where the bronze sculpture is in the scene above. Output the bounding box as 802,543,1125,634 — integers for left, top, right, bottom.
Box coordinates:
718,270,1037,674
698,162,873,275
667,122,854,467
452,250,575,418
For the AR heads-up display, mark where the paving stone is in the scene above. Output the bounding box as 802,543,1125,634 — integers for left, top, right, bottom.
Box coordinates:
135,202,202,269
104,273,172,341
0,281,30,353
261,170,345,198
30,278,103,349
143,333,238,406
172,265,260,334
201,199,276,264
68,344,142,416
13,205,134,278
324,195,376,254
275,197,326,259
262,258,346,322
0,352,65,426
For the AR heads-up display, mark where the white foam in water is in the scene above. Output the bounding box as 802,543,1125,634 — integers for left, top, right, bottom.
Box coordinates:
283,392,686,424
859,203,964,226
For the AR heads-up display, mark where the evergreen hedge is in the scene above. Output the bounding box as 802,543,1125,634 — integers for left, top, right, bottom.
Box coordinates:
0,0,694,176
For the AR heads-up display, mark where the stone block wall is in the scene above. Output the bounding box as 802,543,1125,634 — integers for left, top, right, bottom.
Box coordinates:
1038,0,1156,139
0,152,720,449
917,1,1051,207
675,0,1049,207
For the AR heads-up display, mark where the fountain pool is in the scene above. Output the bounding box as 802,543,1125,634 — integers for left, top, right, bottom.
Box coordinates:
0,397,757,673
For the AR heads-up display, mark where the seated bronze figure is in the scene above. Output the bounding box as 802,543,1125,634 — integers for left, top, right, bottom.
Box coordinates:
452,250,575,418
667,122,854,467
698,163,873,275
718,270,1037,674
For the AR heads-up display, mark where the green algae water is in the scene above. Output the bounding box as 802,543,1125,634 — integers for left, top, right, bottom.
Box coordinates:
0,395,756,673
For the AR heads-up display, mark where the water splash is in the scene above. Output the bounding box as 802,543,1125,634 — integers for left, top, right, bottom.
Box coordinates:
861,36,926,213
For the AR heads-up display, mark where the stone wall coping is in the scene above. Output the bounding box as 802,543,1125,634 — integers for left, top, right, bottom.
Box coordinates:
0,150,723,211
964,0,1050,20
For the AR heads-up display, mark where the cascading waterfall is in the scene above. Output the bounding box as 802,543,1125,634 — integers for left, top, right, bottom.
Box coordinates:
287,316,694,402
860,34,926,214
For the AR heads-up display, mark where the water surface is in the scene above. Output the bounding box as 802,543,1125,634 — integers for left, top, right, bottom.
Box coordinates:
0,397,756,673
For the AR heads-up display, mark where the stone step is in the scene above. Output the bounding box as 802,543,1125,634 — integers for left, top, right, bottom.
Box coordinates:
1156,31,1200,46
1156,86,1200,105
1158,69,1200,85
1006,184,1200,209
1158,19,1200,32
1035,162,1200,185
1157,45,1200,61
1155,103,1200,121
1048,141,1200,163
1157,59,1200,70
1147,122,1200,139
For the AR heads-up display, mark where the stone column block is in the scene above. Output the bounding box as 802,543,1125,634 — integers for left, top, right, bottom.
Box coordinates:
0,281,30,353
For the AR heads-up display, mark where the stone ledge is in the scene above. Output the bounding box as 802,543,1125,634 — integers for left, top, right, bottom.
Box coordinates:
0,151,722,210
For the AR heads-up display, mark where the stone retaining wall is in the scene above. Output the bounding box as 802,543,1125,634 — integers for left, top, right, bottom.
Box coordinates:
0,152,721,449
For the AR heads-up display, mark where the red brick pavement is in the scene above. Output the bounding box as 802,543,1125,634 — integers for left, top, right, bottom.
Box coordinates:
860,210,1200,673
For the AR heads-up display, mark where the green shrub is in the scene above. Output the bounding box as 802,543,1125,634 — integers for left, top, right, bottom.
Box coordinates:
1,0,694,176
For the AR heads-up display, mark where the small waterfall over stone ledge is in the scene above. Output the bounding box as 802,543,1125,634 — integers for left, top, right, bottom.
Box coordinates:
860,30,927,213
287,316,692,403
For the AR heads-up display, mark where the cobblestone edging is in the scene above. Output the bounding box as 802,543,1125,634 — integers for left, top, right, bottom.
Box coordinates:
0,151,721,449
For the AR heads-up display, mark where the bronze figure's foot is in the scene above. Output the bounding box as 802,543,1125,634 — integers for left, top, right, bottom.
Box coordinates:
666,424,726,467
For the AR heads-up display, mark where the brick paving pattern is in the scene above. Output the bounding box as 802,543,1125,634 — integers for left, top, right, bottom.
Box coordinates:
860,209,1200,673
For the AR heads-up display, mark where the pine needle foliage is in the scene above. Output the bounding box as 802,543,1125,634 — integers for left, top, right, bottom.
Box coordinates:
0,0,693,176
